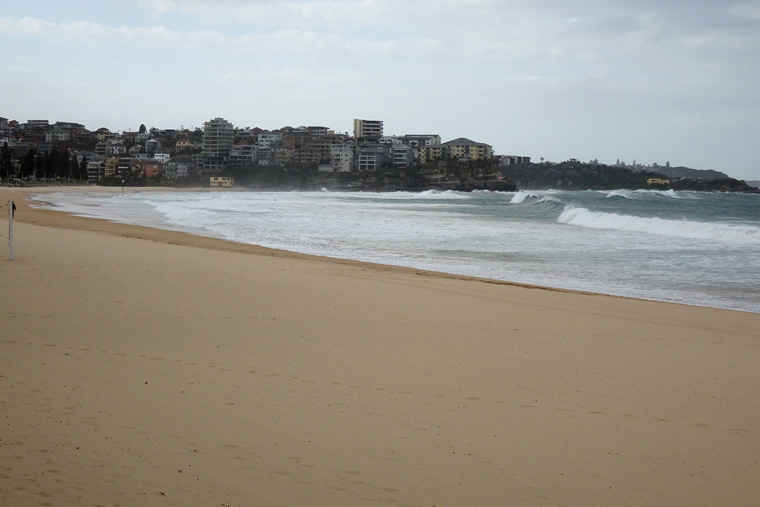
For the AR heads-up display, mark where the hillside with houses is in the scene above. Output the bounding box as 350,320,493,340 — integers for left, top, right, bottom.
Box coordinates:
1,115,755,192
0,117,524,191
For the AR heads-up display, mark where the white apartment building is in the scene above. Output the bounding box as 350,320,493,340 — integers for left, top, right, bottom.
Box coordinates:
202,117,235,171
153,152,171,163
331,143,354,172
256,132,282,147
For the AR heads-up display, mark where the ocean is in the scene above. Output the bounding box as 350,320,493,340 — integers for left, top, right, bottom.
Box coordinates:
34,188,760,313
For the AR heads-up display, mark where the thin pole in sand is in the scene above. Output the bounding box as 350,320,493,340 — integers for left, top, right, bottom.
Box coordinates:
8,199,14,261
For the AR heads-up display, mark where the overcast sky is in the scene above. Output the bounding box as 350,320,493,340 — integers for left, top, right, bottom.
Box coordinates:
1,0,759,180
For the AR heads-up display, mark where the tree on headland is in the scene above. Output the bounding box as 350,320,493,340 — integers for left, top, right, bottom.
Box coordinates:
1,142,16,178
21,147,37,178
78,156,88,180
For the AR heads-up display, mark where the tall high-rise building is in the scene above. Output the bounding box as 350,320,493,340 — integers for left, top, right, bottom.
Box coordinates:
353,119,383,140
202,117,234,171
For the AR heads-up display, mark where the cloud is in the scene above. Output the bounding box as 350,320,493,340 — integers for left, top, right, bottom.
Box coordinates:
0,15,404,59
729,1,760,20
1,0,758,178
133,0,409,29
0,16,189,47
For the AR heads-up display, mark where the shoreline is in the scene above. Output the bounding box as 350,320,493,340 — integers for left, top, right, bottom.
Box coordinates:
2,185,760,506
9,185,605,294
9,185,755,314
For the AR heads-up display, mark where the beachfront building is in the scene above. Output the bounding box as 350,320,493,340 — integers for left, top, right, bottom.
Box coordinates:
444,137,494,160
105,157,119,178
353,119,383,141
131,159,163,178
210,176,234,187
419,137,494,163
117,157,132,175
202,117,235,171
87,159,104,182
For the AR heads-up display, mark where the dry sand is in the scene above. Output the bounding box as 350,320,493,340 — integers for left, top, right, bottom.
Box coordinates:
1,186,759,506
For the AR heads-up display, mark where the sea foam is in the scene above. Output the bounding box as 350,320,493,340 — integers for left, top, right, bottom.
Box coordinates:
557,206,760,245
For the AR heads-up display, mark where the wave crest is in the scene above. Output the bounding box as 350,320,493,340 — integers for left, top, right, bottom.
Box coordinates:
510,191,561,205
558,206,760,245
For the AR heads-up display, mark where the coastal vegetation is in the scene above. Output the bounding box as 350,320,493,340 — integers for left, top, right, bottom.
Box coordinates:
501,159,757,192
98,157,518,192
6,145,755,193
110,157,756,193
1,143,88,182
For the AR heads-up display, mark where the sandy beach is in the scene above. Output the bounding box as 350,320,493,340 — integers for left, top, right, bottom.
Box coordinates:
2,186,759,506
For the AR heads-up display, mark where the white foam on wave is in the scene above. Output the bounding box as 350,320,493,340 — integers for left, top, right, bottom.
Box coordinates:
327,189,473,201
605,189,635,199
510,191,561,204
558,206,760,245
640,189,703,199
603,189,702,200
404,189,472,199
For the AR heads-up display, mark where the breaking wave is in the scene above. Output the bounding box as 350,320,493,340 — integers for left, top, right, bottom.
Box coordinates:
557,206,760,245
510,191,561,205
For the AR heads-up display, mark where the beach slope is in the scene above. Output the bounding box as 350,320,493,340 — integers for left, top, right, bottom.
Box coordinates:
2,187,759,506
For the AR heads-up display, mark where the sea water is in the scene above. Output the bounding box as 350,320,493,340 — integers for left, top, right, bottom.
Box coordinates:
33,188,760,313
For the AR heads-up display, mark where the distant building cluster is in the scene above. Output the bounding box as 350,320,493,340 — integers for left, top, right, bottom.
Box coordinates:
0,116,529,183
